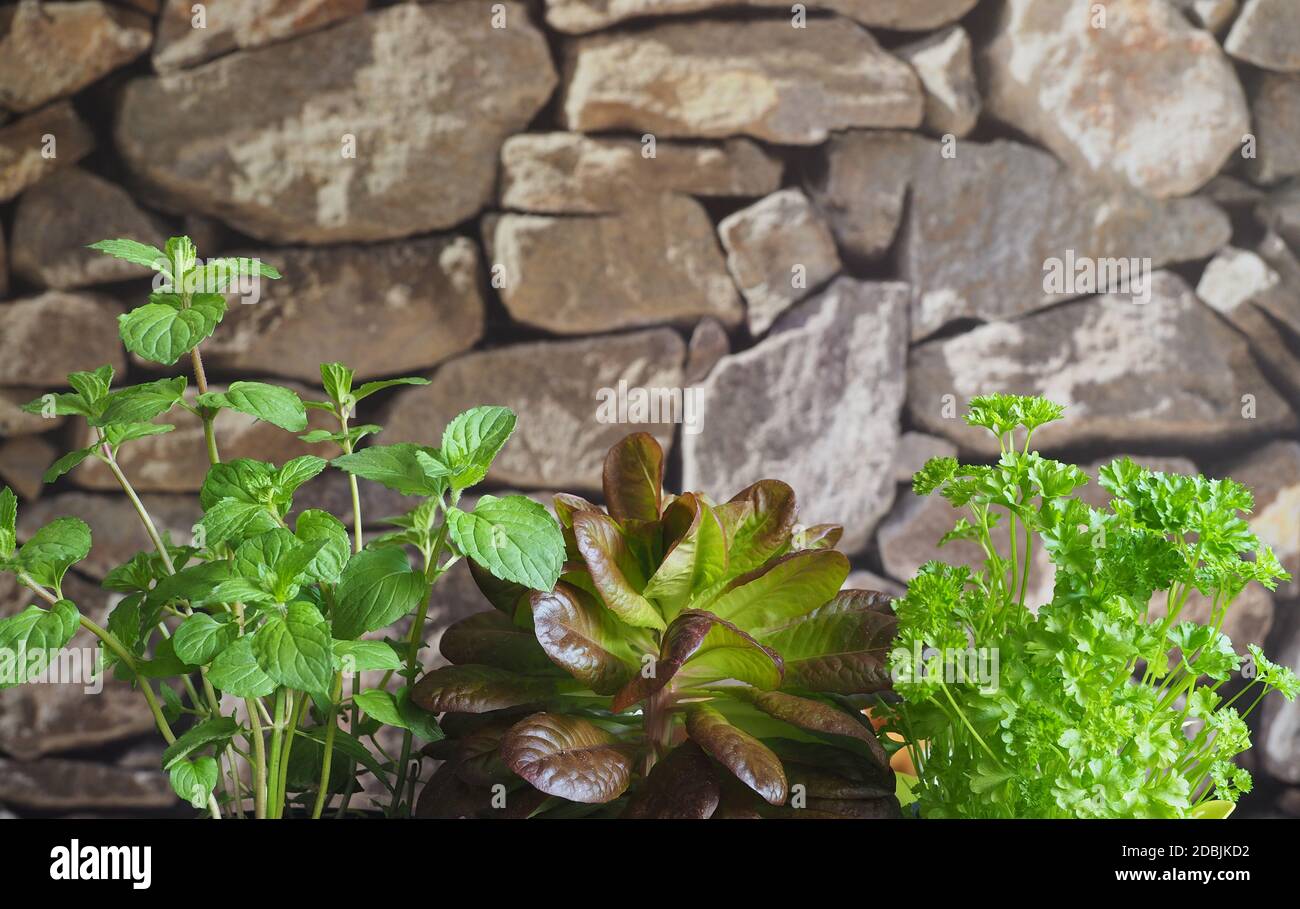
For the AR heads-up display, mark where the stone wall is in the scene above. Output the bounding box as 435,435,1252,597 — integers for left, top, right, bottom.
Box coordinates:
0,0,1298,817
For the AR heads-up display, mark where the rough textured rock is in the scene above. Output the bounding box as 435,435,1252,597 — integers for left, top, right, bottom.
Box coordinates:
1196,242,1300,399
685,317,729,385
1261,617,1300,783
892,432,957,485
545,0,977,34
1217,441,1300,601
201,237,485,382
487,197,742,334
805,131,915,264
17,492,201,579
1225,0,1300,72
718,189,841,336
153,0,367,72
499,133,782,214
0,0,151,112
0,662,161,762
0,389,62,438
73,383,340,492
1244,72,1300,185
0,435,54,500
0,225,6,299
980,0,1249,198
896,138,1229,339
384,329,686,491
1258,181,1300,249
682,279,908,554
897,26,980,138
0,293,125,386
561,18,922,145
907,272,1298,454
1171,0,1238,33
0,758,173,810
116,3,556,243
11,168,170,289
0,102,94,203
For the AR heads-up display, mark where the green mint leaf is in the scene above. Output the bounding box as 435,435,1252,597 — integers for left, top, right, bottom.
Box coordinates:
275,455,327,497
354,689,406,728
441,405,516,492
351,376,429,404
332,547,426,640
0,487,16,558
66,365,116,407
103,422,175,448
332,639,402,673
169,756,219,809
197,382,307,433
295,510,350,585
251,601,333,694
330,443,449,497
87,238,168,273
200,499,279,547
200,459,277,508
0,600,80,688
172,612,238,665
319,362,355,408
17,517,91,590
207,636,277,698
119,293,226,366
161,716,239,771
446,495,565,592
94,377,187,427
42,447,96,485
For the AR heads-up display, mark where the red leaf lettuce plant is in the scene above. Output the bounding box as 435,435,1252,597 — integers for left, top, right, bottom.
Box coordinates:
411,432,900,818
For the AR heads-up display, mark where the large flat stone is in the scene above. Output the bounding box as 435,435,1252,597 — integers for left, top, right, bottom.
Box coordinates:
907,272,1297,454
201,237,485,382
0,757,173,810
116,3,556,243
681,279,908,554
0,293,125,386
11,167,170,289
0,102,94,203
560,18,922,145
980,0,1249,197
487,196,741,334
1261,616,1300,784
384,329,686,491
896,25,980,138
544,0,977,34
1196,240,1300,400
0,435,55,500
896,138,1229,339
153,0,366,72
0,0,151,112
1225,0,1300,72
718,189,840,336
499,133,783,214
1244,72,1300,185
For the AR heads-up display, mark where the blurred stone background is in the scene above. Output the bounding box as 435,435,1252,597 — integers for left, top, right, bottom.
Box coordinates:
0,0,1298,818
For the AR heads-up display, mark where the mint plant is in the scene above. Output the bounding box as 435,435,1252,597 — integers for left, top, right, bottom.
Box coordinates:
883,394,1298,819
0,235,566,818
410,432,900,818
